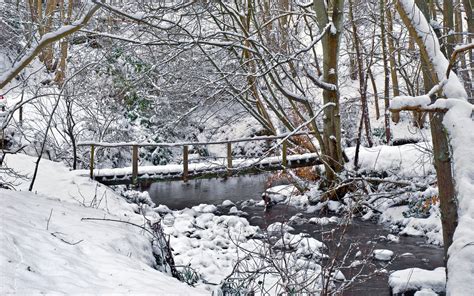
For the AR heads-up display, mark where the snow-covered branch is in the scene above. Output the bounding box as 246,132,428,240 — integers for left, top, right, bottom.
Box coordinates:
390,96,474,113
0,4,100,90
396,0,467,99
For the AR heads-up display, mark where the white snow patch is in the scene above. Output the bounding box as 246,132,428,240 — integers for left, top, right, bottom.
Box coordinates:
373,249,394,261
267,222,295,234
345,144,434,177
388,267,446,295
221,200,235,207
0,189,206,295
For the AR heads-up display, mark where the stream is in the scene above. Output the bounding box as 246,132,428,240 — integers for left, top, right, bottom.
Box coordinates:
144,174,444,295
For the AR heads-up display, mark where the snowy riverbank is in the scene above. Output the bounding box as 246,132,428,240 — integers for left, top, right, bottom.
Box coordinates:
0,148,455,295
0,154,207,295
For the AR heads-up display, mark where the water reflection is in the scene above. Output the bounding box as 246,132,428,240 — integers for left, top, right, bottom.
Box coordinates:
146,173,276,209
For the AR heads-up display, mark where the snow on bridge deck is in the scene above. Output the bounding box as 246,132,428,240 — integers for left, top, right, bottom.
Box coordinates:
76,152,321,185
76,131,322,185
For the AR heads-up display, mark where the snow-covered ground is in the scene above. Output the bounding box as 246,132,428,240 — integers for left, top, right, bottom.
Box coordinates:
0,154,207,295
1,153,332,294
345,143,434,177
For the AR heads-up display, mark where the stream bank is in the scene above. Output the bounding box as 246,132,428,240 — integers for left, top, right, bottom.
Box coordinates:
142,175,444,295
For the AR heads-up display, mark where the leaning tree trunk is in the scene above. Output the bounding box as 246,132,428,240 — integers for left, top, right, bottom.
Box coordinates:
396,0,459,271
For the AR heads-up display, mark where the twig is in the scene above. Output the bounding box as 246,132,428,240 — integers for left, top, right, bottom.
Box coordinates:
81,217,154,236
46,208,53,230
50,232,84,245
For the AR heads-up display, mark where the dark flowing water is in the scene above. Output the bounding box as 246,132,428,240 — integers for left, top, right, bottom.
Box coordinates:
144,175,444,295
146,173,275,209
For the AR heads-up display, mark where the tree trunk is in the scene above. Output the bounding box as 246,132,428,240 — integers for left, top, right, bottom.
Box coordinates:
380,0,392,143
443,0,455,59
412,0,433,128
55,0,73,85
430,112,458,267
386,6,400,125
461,0,474,100
349,0,373,147
368,67,380,120
41,0,57,71
396,0,459,270
314,0,345,185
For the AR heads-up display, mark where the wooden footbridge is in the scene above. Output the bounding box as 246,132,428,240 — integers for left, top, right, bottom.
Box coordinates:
77,132,322,185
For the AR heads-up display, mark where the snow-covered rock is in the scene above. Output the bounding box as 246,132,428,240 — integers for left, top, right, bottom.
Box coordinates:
387,234,400,243
163,210,259,284
306,187,322,204
192,203,217,213
388,267,446,295
373,249,394,261
274,233,325,258
228,206,239,214
379,204,442,245
414,288,438,296
327,200,343,213
308,216,339,225
221,200,235,207
361,210,374,221
288,213,307,226
227,206,247,216
267,222,294,234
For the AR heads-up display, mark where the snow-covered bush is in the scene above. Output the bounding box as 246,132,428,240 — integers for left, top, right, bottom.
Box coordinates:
120,189,156,208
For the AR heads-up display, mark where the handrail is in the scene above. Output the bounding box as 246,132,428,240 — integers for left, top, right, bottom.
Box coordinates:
77,131,316,148
79,131,317,184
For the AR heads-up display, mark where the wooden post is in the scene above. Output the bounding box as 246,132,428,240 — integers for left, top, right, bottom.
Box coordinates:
282,140,287,167
132,145,139,185
183,145,189,182
89,144,95,179
227,142,232,176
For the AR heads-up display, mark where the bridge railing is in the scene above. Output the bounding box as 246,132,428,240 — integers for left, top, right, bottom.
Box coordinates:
77,131,316,184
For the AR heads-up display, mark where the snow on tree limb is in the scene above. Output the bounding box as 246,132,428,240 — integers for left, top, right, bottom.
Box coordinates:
390,40,474,113
442,102,474,296
0,4,100,91
390,96,474,113
396,0,467,99
446,42,474,79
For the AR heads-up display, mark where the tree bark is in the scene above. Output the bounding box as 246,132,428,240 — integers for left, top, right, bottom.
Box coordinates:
349,0,373,147
460,0,474,99
396,0,459,270
380,0,392,143
313,0,345,185
55,0,74,85
443,0,455,59
386,6,400,125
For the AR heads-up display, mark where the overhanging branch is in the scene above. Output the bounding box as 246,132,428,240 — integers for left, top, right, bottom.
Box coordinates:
0,4,100,90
